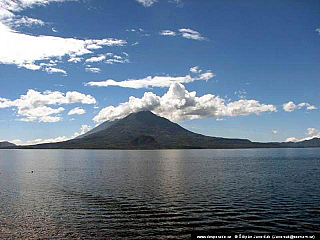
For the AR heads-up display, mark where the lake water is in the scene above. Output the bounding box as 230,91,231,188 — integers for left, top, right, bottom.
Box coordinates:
0,149,319,239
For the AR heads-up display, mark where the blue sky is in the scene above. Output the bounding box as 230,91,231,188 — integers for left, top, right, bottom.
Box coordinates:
0,0,319,145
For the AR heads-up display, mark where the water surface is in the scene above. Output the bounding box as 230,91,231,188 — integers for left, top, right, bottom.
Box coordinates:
0,149,319,239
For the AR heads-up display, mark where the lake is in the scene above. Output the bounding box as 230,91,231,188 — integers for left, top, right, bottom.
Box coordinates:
0,149,319,239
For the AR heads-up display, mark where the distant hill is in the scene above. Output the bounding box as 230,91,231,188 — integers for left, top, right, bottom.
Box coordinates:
26,111,282,149
0,141,16,148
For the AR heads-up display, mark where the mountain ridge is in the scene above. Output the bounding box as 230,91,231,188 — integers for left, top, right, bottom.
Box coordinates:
2,111,320,149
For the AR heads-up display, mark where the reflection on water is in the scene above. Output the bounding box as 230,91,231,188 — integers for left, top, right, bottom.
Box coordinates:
0,149,319,239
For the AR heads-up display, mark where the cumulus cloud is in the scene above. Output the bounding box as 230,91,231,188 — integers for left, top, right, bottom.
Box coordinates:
0,1,127,73
286,127,320,143
73,124,91,138
45,67,67,75
160,28,205,41
93,83,277,123
283,101,317,112
86,68,214,89
0,89,96,122
68,107,86,115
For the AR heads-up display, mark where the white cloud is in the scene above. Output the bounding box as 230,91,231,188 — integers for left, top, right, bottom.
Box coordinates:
283,101,296,112
190,66,201,74
0,1,127,73
283,101,317,112
159,30,177,36
85,52,129,65
73,124,91,138
160,28,206,41
298,102,317,110
316,29,320,34
0,89,96,122
3,123,93,146
286,128,320,143
39,116,62,123
136,0,182,7
216,118,225,122
179,28,205,41
85,67,101,73
285,137,299,143
17,136,69,146
105,52,130,65
85,55,106,63
45,67,67,75
10,124,91,146
271,130,278,134
136,0,158,7
93,83,277,123
0,23,126,73
86,68,214,89
68,107,86,115
307,128,317,135
68,56,82,63
3,16,45,28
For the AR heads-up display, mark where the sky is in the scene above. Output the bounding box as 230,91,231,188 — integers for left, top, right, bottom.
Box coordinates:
0,0,319,145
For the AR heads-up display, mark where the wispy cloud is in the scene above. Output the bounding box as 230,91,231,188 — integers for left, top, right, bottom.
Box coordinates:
160,28,206,41
136,0,158,7
3,16,45,28
159,30,177,36
135,0,182,7
93,83,277,123
84,52,129,66
86,67,214,89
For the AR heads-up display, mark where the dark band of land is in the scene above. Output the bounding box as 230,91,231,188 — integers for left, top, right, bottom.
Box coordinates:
1,111,319,150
